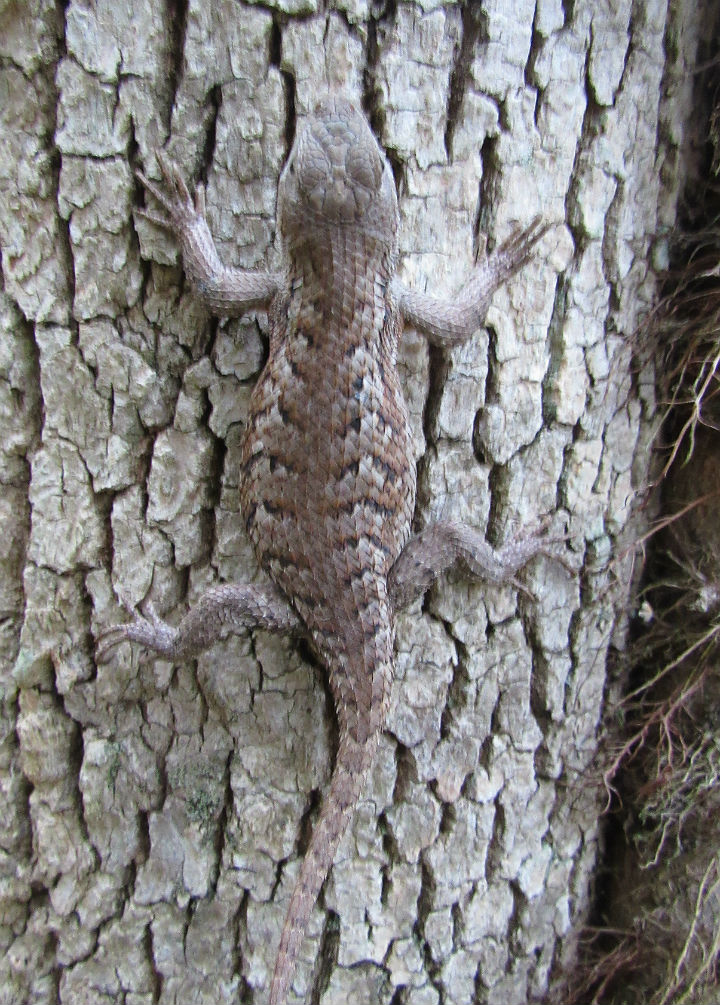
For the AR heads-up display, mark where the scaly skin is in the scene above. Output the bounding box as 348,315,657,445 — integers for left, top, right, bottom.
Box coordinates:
98,96,553,1005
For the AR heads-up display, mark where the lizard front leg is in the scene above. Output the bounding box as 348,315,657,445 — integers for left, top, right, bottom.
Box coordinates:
138,151,282,315
388,520,558,611
391,217,548,346
96,582,300,664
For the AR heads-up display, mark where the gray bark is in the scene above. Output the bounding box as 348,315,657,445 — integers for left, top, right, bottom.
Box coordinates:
0,2,702,1003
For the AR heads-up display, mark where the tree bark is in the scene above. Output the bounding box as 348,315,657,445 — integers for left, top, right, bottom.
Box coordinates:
0,2,703,1003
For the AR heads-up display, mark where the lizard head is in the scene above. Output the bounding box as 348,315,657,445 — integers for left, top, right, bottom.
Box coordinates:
278,96,398,251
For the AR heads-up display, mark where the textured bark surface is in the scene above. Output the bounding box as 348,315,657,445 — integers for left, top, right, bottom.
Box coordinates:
0,2,702,1003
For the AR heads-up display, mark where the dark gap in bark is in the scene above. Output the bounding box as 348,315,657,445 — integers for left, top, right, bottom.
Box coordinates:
199,83,222,185
391,741,417,804
413,339,449,529
472,320,497,468
232,891,250,995
165,0,188,120
444,2,487,161
144,922,164,1001
282,67,297,170
438,639,470,744
309,910,340,1005
269,17,282,67
296,787,322,859
127,116,155,318
268,15,298,170
49,4,77,324
525,3,546,128
205,748,233,896
419,343,450,485
475,134,499,255
415,857,442,996
561,0,576,24
564,44,603,255
542,271,570,427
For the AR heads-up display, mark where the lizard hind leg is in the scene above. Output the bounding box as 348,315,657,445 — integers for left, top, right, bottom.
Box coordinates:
387,520,558,612
96,582,300,664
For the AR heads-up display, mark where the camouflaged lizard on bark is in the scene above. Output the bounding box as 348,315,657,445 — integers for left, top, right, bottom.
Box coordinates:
98,96,552,1005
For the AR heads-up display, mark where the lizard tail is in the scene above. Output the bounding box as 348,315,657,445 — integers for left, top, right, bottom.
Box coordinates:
268,729,378,1005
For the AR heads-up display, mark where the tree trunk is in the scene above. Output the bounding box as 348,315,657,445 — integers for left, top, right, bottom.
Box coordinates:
0,2,703,1003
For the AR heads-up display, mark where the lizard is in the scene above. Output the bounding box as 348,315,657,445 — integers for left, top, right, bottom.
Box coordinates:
97,95,553,1005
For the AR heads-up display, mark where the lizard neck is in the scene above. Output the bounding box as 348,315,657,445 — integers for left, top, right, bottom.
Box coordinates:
286,227,395,347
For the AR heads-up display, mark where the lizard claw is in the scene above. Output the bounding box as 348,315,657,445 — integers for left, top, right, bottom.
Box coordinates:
96,599,180,664
488,216,550,282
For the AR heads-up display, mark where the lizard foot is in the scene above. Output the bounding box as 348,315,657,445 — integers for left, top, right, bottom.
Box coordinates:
136,150,208,234
96,600,179,664
487,216,550,281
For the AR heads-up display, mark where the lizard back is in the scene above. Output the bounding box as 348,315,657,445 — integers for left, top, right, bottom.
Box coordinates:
238,97,415,1002
240,99,415,737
